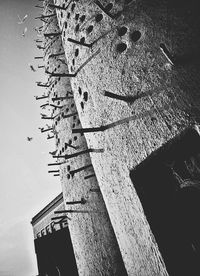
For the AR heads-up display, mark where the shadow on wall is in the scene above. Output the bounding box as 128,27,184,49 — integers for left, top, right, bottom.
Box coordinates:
130,127,200,276
34,227,78,276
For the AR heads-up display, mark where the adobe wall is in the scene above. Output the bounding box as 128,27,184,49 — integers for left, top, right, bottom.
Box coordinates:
52,0,200,275
38,1,127,275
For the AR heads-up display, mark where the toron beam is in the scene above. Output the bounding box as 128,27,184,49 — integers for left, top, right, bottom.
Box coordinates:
51,216,71,220
36,45,45,50
70,164,93,177
49,52,65,58
94,0,113,18
50,104,64,109
53,149,104,159
54,210,90,214
52,96,73,102
35,13,56,19
84,174,95,180
41,19,48,24
103,90,139,103
41,116,54,119
68,30,113,48
47,135,54,139
66,198,87,205
48,170,59,173
75,49,100,75
44,32,61,38
67,38,92,48
48,162,65,166
42,113,60,120
36,82,50,87
72,104,171,134
46,49,100,78
72,126,105,134
41,127,53,132
62,112,78,119
40,103,49,108
35,95,49,100
49,4,67,10
65,142,78,150
45,70,76,77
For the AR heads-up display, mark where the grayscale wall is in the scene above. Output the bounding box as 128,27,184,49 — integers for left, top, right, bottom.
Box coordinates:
32,0,200,275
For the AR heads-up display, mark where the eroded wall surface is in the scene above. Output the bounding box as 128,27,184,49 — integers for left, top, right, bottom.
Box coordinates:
37,1,127,275
48,0,200,275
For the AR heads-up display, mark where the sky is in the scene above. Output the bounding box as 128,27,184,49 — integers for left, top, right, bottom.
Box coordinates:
0,1,61,275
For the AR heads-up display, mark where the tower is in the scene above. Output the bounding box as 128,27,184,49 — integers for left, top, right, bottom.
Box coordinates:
32,0,200,275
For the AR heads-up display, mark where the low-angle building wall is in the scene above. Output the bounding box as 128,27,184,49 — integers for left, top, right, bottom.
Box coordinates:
32,0,200,275
33,1,127,275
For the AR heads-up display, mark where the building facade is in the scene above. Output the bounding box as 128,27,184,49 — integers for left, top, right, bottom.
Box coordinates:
32,0,200,275
31,193,78,276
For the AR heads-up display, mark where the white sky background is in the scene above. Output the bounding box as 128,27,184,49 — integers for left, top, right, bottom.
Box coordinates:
0,0,61,275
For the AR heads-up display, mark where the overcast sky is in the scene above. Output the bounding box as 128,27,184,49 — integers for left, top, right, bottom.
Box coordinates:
0,1,61,275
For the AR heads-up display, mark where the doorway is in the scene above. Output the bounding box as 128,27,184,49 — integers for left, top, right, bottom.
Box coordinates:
130,128,200,276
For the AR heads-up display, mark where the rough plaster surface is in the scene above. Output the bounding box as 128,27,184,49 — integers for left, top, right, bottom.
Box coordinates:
50,0,200,275
39,1,127,275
